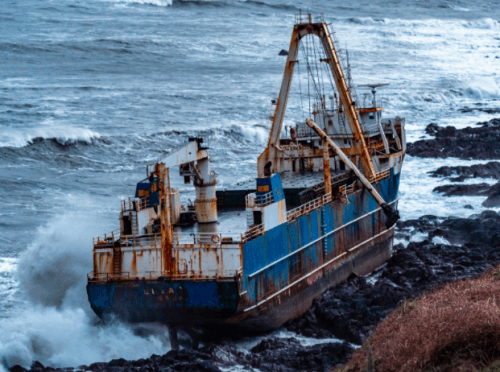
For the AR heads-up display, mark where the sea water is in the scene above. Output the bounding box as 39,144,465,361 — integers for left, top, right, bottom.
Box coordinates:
0,0,499,368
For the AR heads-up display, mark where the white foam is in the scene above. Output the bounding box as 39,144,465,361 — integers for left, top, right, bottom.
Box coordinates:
111,0,172,6
464,77,500,99
0,127,100,148
0,207,170,369
432,236,451,245
0,306,169,369
0,258,17,273
234,328,348,352
399,156,499,220
229,124,268,144
345,17,499,30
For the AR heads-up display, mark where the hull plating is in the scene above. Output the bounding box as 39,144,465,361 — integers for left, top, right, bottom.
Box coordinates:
87,171,400,330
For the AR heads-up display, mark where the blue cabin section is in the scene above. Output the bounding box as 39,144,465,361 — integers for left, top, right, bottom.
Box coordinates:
135,177,160,208
242,171,400,306
256,173,285,202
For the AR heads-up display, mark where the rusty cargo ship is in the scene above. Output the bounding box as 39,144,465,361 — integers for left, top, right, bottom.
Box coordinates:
87,16,406,347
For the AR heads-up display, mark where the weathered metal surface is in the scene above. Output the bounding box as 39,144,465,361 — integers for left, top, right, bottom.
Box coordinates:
161,140,209,168
322,142,332,195
87,18,406,334
257,21,377,181
172,244,241,278
159,165,174,274
87,280,239,324
306,118,388,203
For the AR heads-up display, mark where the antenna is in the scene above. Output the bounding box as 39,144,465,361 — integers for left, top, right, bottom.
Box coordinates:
357,83,389,107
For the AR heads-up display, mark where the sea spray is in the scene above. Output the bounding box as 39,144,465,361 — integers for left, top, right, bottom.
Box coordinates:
0,211,170,370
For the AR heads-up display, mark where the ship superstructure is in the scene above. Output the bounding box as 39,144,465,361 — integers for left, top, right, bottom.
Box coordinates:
87,15,406,348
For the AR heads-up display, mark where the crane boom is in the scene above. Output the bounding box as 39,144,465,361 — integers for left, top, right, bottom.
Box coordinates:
161,140,209,168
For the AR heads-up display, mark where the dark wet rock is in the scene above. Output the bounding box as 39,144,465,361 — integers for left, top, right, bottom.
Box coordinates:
279,49,289,55
429,161,500,182
408,118,500,159
248,337,353,371
433,183,491,196
431,181,500,207
287,211,500,346
14,213,500,371
482,182,500,207
459,107,500,114
10,366,27,372
464,204,474,209
30,362,44,372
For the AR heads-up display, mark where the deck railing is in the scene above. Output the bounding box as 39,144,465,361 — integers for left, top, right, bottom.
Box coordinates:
121,197,150,213
255,191,274,206
287,193,332,221
120,233,161,248
88,268,242,282
246,191,274,208
172,232,242,245
242,223,264,243
93,229,120,247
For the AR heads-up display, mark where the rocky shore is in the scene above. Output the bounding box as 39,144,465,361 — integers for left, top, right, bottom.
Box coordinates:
11,118,500,372
407,118,500,159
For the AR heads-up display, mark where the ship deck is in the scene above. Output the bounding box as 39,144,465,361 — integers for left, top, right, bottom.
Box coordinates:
173,209,248,244
216,170,353,209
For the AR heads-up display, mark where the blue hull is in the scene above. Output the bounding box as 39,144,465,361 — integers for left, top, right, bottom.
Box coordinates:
87,171,400,330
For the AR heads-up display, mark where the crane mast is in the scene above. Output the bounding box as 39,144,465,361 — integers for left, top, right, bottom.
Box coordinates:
258,18,377,182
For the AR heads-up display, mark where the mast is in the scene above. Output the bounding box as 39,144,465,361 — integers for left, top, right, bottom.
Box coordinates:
258,16,377,182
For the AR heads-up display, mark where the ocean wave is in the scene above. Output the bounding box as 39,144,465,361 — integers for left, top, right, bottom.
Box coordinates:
0,128,101,148
344,17,499,30
0,210,170,369
111,0,229,7
112,0,173,6
463,77,500,100
242,0,298,10
149,123,269,148
171,0,227,8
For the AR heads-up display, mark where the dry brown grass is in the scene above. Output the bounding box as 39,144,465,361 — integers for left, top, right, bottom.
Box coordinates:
333,265,500,372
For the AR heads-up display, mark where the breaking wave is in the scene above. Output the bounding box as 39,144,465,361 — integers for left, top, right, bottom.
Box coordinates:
463,77,500,100
0,307,168,369
242,0,298,10
344,17,499,29
112,0,173,6
0,209,170,370
0,128,101,148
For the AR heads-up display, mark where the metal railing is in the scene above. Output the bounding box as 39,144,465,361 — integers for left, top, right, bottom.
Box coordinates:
172,232,243,245
368,169,391,184
246,191,275,208
296,127,314,138
121,197,150,213
88,268,241,282
339,181,356,195
120,233,161,248
93,229,120,247
255,191,274,206
287,193,333,221
242,223,265,243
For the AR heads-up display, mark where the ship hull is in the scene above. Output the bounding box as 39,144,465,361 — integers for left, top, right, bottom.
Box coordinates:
87,210,394,332
225,225,393,331
88,168,401,331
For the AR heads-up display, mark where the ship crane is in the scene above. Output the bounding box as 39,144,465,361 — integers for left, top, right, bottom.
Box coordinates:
153,137,217,225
